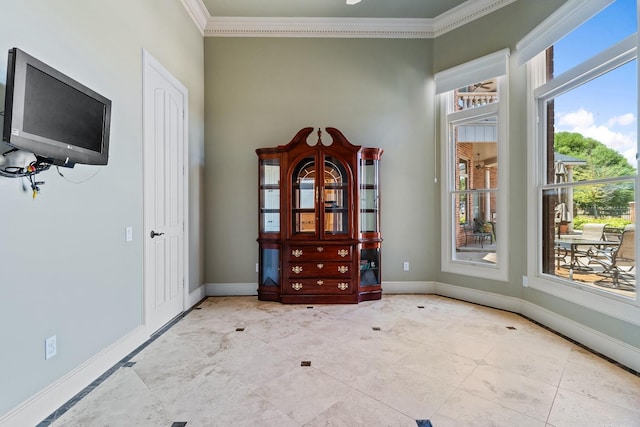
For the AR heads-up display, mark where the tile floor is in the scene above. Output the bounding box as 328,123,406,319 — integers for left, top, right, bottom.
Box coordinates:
43,295,640,427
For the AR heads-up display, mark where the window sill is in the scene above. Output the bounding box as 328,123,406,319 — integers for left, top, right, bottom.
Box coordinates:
442,258,508,282
528,274,640,326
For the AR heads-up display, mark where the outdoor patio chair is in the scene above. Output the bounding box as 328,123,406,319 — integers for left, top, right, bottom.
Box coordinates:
463,221,492,248
603,226,623,242
573,223,606,269
592,224,635,289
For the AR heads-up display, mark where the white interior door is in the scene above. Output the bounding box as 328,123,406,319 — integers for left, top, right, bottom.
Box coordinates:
143,50,188,334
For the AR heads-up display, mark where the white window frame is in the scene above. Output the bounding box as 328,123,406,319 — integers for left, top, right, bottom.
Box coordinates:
522,2,640,325
438,51,510,282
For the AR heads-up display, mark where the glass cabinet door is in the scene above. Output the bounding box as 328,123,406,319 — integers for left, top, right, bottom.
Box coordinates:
323,156,349,236
259,158,280,233
360,158,380,233
292,156,317,234
291,154,351,237
260,246,279,287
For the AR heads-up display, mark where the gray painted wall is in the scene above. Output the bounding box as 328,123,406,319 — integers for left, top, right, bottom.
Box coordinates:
204,37,437,285
0,0,204,416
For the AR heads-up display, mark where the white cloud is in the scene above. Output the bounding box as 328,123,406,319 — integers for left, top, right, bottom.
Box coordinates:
607,113,636,127
557,108,594,128
556,108,637,166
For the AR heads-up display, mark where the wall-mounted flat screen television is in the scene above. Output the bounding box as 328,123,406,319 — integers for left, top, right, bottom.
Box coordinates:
2,48,111,167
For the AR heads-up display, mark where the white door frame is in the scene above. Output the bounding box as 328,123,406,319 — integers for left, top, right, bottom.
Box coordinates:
142,49,189,335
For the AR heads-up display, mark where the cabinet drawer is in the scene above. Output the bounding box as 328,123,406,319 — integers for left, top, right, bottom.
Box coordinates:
288,261,353,278
287,245,352,261
286,279,352,294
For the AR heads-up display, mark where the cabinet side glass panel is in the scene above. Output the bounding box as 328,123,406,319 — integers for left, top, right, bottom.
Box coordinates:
260,247,279,287
360,159,380,233
360,248,380,285
324,156,349,235
260,159,280,233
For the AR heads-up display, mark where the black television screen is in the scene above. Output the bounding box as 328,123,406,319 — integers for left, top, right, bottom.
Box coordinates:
3,48,111,166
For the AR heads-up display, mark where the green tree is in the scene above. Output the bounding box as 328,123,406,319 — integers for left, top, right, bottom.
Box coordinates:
554,132,635,217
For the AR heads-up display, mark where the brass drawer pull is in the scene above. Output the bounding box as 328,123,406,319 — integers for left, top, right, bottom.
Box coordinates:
317,280,324,286
337,249,349,257
292,249,303,257
292,266,303,274
317,246,324,252
337,265,349,274
292,283,303,291
337,283,348,290
317,263,324,269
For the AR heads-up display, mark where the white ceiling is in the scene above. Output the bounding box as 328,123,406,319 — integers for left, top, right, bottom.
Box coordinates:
181,0,518,38
199,0,468,19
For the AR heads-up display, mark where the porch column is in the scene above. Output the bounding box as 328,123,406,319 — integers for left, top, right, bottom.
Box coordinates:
484,167,491,223
567,165,574,233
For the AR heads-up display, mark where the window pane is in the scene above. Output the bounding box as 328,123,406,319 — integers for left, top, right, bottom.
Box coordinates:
454,79,498,111
454,118,498,193
552,60,637,184
451,113,499,266
553,0,637,76
541,182,636,299
453,191,497,264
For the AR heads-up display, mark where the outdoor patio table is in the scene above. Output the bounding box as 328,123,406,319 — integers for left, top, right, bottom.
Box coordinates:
555,237,620,280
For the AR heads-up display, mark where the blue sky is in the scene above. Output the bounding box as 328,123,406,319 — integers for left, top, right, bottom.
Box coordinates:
553,0,637,166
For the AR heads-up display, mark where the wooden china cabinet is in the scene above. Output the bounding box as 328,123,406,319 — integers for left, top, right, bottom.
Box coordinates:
256,127,383,304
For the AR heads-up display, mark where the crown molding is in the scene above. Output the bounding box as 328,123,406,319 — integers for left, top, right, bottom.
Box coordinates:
205,17,434,38
180,0,208,35
181,0,518,39
433,0,518,37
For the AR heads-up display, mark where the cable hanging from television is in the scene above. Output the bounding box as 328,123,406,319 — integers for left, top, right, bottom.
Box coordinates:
0,154,51,198
56,165,101,184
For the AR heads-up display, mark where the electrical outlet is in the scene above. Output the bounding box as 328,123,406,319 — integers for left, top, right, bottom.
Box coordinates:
403,261,409,271
125,226,133,242
255,263,259,273
522,275,528,287
45,335,57,360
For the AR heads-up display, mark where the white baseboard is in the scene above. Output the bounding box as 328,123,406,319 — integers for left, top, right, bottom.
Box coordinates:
187,284,207,307
206,281,437,296
0,326,148,427
205,282,257,296
434,281,523,313
381,281,436,294
519,300,640,373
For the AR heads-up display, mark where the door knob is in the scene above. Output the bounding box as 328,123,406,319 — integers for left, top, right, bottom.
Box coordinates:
150,231,165,238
